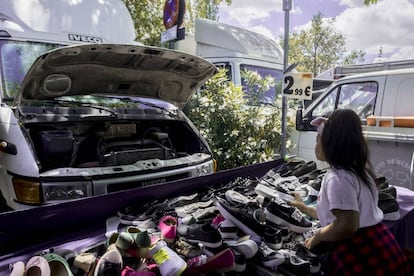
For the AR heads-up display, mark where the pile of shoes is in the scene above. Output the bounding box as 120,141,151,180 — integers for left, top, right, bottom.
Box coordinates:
15,159,401,275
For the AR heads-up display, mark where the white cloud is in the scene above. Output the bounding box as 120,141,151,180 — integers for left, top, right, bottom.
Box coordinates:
217,0,287,38
218,0,414,62
334,0,414,60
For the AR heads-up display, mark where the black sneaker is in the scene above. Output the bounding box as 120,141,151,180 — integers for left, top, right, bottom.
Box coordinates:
177,221,222,248
291,161,317,177
258,242,285,268
215,197,266,239
262,225,282,250
294,244,321,275
264,198,312,233
378,192,400,221
278,249,310,276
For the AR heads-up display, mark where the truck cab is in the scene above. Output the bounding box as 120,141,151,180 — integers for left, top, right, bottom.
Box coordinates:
293,69,414,189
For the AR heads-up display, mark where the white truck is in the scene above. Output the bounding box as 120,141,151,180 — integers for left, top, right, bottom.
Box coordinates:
175,18,285,104
293,68,414,190
0,0,217,211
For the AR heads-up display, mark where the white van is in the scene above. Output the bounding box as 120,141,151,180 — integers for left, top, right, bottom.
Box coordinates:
293,68,414,190
0,1,216,211
175,18,285,104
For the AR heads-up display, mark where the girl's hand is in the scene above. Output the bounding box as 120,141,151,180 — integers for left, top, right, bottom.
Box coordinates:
289,192,306,210
304,229,321,249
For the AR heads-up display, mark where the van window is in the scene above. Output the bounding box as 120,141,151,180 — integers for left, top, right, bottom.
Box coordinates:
337,82,377,119
240,64,283,105
312,81,377,120
213,62,232,81
313,87,339,117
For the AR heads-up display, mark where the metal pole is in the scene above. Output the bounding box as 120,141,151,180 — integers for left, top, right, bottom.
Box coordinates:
280,0,291,160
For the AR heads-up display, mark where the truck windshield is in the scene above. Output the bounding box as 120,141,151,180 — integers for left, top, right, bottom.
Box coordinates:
240,64,283,105
0,40,61,99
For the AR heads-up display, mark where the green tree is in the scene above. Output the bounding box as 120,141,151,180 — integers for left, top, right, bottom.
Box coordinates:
283,12,365,75
123,0,231,46
186,69,295,171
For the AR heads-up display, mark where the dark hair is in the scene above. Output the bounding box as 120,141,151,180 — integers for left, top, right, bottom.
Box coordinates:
320,109,372,184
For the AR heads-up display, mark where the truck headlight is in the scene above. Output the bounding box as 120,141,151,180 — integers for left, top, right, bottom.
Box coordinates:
13,178,42,204
43,182,91,201
197,162,214,176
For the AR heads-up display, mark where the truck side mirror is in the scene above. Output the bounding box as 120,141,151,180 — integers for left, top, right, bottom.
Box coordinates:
296,107,304,130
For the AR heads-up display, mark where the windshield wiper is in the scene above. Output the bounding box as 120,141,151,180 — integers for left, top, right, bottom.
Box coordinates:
19,99,118,118
110,96,178,117
55,99,118,118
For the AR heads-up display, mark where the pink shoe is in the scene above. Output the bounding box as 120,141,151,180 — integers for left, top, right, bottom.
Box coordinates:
158,215,177,243
187,248,235,274
121,265,156,276
211,214,225,228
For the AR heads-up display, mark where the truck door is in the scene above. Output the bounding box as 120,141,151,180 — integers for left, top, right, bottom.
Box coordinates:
294,77,385,167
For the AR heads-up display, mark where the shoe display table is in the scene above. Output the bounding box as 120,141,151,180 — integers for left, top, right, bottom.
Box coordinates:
1,158,414,275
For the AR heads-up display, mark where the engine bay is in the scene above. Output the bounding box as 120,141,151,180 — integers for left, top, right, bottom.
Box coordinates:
26,121,196,172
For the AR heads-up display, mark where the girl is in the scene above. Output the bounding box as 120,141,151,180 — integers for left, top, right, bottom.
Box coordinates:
290,109,409,275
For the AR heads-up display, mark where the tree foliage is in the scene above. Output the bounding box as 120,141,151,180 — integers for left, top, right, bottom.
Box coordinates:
122,0,231,46
186,69,295,171
283,12,365,76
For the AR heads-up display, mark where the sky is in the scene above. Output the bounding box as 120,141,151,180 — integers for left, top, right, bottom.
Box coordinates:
217,0,414,63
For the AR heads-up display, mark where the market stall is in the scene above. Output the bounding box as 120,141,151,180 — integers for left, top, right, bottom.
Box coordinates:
1,159,413,275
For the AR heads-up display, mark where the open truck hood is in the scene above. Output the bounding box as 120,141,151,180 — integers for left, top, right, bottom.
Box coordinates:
15,44,217,108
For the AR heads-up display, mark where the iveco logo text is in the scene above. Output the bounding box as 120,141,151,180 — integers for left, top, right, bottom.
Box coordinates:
68,34,103,43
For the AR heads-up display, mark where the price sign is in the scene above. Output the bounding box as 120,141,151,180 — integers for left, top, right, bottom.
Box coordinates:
282,72,313,100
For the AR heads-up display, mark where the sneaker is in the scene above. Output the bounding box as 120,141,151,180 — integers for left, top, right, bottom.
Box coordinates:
378,192,400,221
224,190,256,205
126,227,152,248
255,183,295,202
223,235,259,259
380,185,397,198
274,160,306,177
119,216,156,230
9,261,25,276
93,245,123,276
174,238,203,258
211,214,226,228
175,199,214,217
258,242,285,268
262,225,283,250
73,252,98,275
166,193,199,208
177,222,222,248
375,176,389,190
215,197,266,239
278,249,311,275
218,219,239,240
264,198,312,233
232,249,247,272
180,206,218,225
25,256,51,276
121,266,156,276
148,239,187,276
186,248,235,273
294,244,321,275
43,253,74,276
158,215,177,243
291,161,317,177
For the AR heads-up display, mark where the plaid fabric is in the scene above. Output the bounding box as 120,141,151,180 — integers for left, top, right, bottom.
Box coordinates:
326,222,410,275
